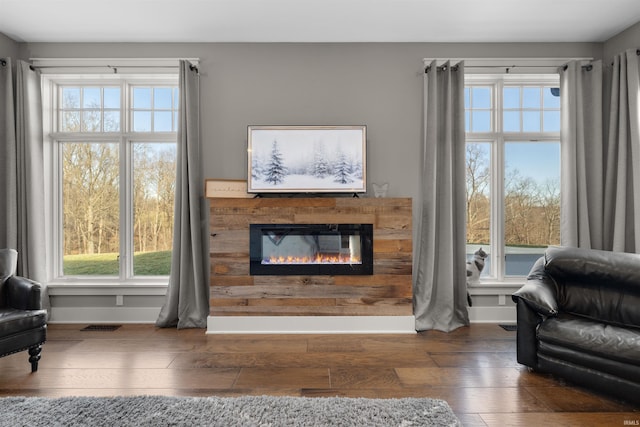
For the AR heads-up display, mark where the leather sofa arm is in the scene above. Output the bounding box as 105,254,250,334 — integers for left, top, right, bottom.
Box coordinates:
514,297,543,369
511,256,559,370
511,257,558,316
5,276,42,310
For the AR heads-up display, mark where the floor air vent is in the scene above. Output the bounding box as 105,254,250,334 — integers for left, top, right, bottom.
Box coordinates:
82,325,122,331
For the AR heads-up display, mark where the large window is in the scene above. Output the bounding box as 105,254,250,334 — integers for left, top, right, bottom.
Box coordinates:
465,75,560,280
49,78,178,280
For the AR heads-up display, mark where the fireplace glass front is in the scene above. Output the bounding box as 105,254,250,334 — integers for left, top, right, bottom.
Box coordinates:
250,224,373,275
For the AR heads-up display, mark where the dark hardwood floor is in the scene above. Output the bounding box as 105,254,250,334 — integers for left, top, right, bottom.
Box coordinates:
0,323,637,426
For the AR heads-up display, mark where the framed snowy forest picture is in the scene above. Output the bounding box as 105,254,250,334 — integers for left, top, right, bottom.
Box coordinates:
247,125,367,194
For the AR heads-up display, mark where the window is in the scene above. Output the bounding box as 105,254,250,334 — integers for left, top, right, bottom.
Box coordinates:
48,77,178,281
465,75,560,280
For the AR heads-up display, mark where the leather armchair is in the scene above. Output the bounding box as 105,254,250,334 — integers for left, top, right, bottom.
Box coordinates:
0,249,47,372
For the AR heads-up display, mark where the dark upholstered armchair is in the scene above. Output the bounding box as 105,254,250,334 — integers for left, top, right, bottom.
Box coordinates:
0,249,47,372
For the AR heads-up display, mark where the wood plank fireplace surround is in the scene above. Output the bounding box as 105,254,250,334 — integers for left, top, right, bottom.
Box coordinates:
208,197,414,333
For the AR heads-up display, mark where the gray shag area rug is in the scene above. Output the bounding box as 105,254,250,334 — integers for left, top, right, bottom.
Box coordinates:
0,395,461,426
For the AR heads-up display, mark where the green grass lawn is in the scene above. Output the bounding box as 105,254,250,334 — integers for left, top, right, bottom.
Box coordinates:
63,251,172,276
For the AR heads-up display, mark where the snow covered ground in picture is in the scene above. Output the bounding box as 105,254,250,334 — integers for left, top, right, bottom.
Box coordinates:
248,126,366,193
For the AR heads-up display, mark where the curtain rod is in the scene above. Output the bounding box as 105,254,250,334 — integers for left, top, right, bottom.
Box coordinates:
423,57,593,74
3,58,197,73
28,64,199,73
424,63,577,74
423,57,593,64
30,64,180,69
28,57,199,73
0,59,200,72
561,64,594,72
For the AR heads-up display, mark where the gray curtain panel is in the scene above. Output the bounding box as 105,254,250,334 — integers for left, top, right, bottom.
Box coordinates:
0,59,48,313
0,58,18,249
414,61,469,332
604,48,640,253
156,60,209,329
15,60,47,285
559,60,605,249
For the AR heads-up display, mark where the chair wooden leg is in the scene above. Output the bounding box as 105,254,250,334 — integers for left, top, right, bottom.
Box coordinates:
28,345,42,372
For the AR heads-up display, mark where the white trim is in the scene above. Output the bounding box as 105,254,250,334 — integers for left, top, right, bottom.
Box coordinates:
42,74,178,285
465,74,560,282
465,74,561,84
48,307,162,324
207,316,417,334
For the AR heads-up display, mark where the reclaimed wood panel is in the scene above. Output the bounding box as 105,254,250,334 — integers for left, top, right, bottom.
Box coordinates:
212,284,412,299
208,197,412,317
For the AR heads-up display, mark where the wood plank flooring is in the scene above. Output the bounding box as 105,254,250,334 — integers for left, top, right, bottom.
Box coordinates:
0,324,637,426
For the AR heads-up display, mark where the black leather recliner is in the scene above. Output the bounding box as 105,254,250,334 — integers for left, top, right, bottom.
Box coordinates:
0,249,47,372
512,246,640,405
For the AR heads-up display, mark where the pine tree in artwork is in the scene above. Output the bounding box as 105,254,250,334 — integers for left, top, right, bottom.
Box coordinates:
265,140,287,185
334,150,353,184
352,158,363,179
313,142,330,178
251,153,263,181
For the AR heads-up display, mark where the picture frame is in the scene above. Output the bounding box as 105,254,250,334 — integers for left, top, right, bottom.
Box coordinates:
205,179,252,198
247,125,367,194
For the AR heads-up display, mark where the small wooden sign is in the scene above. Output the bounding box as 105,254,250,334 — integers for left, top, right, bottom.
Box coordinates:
205,179,252,198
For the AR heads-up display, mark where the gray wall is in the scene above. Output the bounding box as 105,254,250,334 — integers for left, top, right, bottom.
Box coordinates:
604,21,640,60
0,32,18,60
21,42,602,200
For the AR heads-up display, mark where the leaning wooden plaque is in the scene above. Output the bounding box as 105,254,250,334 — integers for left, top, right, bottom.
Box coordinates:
205,179,252,198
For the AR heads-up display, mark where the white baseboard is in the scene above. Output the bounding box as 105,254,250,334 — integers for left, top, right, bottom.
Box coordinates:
48,307,161,324
47,307,513,328
207,315,417,334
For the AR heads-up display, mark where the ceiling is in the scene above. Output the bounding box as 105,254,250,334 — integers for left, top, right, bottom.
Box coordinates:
1,0,640,43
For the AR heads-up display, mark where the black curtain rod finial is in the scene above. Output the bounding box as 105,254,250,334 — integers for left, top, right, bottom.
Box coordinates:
0,59,6,67
425,63,460,73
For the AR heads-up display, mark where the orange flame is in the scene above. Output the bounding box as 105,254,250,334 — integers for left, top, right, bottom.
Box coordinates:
264,253,361,265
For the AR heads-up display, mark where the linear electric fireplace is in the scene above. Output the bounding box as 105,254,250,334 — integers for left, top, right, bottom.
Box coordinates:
250,223,373,275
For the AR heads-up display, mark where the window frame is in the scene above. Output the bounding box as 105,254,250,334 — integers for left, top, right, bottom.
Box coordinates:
465,73,560,284
42,74,179,286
